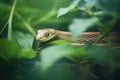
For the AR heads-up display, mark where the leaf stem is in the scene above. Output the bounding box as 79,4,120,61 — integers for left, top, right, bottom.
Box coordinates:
15,12,36,36
33,9,57,25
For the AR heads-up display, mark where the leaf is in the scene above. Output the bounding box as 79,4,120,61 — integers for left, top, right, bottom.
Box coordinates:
17,49,36,59
97,0,120,11
48,40,70,45
84,0,96,8
0,39,36,60
0,39,20,60
77,0,86,10
40,44,75,72
87,46,110,62
57,0,80,18
13,31,34,49
35,62,82,80
69,17,98,38
78,0,96,11
86,45,118,67
38,43,87,72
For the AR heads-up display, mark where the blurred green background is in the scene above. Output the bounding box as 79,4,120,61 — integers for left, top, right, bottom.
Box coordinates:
0,0,120,80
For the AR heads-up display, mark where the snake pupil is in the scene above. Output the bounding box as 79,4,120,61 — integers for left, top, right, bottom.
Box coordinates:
45,33,50,37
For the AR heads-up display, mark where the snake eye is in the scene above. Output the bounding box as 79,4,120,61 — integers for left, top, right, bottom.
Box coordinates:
45,32,50,37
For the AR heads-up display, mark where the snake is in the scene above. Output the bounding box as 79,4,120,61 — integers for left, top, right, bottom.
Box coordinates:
33,28,120,49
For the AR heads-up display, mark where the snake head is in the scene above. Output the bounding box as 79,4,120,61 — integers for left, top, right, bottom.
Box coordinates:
36,29,57,42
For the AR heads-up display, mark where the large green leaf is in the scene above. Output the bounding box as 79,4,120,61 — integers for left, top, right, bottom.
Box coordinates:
39,44,74,72
69,17,98,38
36,43,86,72
13,31,34,49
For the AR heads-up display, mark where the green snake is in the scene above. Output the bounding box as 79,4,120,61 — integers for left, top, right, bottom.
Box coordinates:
33,28,120,49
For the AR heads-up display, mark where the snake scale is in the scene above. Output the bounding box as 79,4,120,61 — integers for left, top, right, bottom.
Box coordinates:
34,28,120,48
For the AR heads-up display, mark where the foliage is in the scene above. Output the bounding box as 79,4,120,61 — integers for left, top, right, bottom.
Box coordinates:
0,0,120,80
0,39,36,60
69,17,98,38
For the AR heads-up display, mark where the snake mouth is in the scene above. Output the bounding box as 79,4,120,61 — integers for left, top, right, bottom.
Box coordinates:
36,33,57,42
36,35,49,42
36,37,43,41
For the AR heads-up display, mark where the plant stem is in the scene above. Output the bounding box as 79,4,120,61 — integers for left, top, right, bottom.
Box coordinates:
8,0,17,40
0,21,8,35
94,12,120,44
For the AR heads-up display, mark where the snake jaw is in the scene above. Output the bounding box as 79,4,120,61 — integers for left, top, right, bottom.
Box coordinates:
36,29,57,42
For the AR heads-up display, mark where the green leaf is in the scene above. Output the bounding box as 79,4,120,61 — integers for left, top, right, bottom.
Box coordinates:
86,45,117,67
40,44,75,72
17,49,36,59
84,0,96,8
57,0,80,18
97,0,120,11
45,63,92,80
13,31,34,49
0,39,36,60
69,17,98,38
87,46,110,62
78,0,96,10
0,39,20,60
39,43,87,72
48,40,70,45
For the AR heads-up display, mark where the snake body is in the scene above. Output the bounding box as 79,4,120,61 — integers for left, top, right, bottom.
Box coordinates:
35,28,120,47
